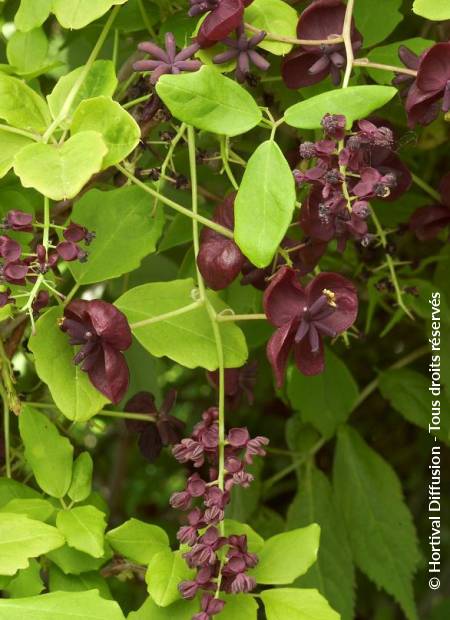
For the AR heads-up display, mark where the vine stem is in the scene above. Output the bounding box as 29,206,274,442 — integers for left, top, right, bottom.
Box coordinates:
216,313,266,322
244,22,343,46
25,401,157,422
154,123,187,214
115,164,235,240
1,385,11,478
411,173,441,202
352,58,417,76
341,0,355,88
43,6,121,142
130,300,204,329
0,124,40,142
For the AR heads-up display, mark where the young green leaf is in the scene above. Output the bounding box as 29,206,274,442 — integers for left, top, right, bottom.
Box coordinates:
128,598,198,620
116,279,248,370
68,453,94,503
287,466,355,620
0,513,64,575
47,544,112,576
146,550,194,607
0,590,125,620
0,131,33,179
0,498,55,522
0,73,50,132
14,131,108,200
251,524,320,584
219,594,258,620
6,28,48,75
52,0,127,30
2,559,44,598
106,518,169,564
19,405,73,498
0,478,41,507
284,85,397,129
261,588,340,620
48,565,112,599
413,0,450,20
14,0,52,32
71,97,140,169
69,185,165,285
244,0,298,55
56,506,106,558
333,426,420,620
353,0,403,48
235,139,296,268
156,66,262,136
29,308,108,421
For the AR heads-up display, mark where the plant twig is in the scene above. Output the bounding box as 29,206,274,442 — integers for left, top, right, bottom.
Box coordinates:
244,22,344,46
353,58,417,76
341,0,355,88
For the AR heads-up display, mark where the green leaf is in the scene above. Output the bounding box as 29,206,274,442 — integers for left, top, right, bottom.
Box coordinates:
244,0,298,55
223,519,264,553
251,524,320,585
128,598,198,620
287,466,355,620
29,308,108,421
47,60,117,128
219,594,258,620
0,73,50,132
15,0,52,31
6,28,48,75
413,0,450,20
68,453,93,503
261,588,340,620
284,85,397,129
3,559,44,598
146,550,194,607
0,478,41,507
48,565,111,599
156,66,262,137
69,185,164,285
47,544,112,575
0,498,55,522
52,0,126,29
354,0,403,48
116,279,248,370
235,139,296,268
333,426,420,620
0,590,125,620
14,131,108,200
0,513,64,575
19,405,73,498
56,506,106,558
0,131,33,179
367,38,434,84
286,349,358,438
106,518,169,564
71,97,140,169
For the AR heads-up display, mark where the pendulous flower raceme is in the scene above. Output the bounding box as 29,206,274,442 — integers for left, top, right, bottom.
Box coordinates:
170,407,268,617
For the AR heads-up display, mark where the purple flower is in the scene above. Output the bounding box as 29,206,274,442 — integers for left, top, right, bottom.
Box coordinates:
64,222,95,245
133,33,202,84
196,0,251,49
263,267,358,385
56,241,87,262
213,24,270,82
192,593,225,619
0,236,21,263
1,261,28,285
61,300,132,404
409,172,450,240
4,210,33,232
207,361,257,408
321,113,346,140
31,291,49,316
281,0,362,89
0,288,13,308
352,167,397,199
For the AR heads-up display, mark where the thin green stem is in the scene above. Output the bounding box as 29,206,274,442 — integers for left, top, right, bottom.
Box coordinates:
341,0,355,88
386,254,414,319
371,206,387,247
154,123,186,214
123,94,152,110
220,137,239,191
411,173,441,202
244,22,343,46
137,0,157,38
42,197,50,253
130,300,203,329
64,283,80,306
112,28,119,69
188,126,207,301
97,410,156,422
1,385,11,478
353,58,417,77
216,313,266,322
0,124,40,142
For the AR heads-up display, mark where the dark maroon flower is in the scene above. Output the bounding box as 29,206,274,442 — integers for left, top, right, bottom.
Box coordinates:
1,261,28,285
207,361,257,408
263,267,358,384
281,0,362,89
4,210,33,232
409,172,450,240
213,25,270,82
197,194,245,290
0,235,21,263
321,113,346,140
32,291,49,316
357,120,394,149
61,300,132,404
352,167,397,199
0,288,13,308
56,241,87,262
134,33,202,83
196,0,247,48
192,593,226,620
297,239,328,275
64,222,94,245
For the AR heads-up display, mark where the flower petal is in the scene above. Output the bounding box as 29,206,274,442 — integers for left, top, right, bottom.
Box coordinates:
197,0,244,48
306,272,358,333
88,344,130,404
282,50,329,89
293,336,325,376
416,42,450,93
266,320,296,388
409,205,450,240
87,300,132,351
263,266,307,327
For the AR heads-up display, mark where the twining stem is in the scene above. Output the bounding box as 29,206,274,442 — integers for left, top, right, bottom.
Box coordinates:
42,196,50,254
154,123,187,214
244,22,343,46
116,164,235,240
25,401,157,422
341,0,355,88
123,94,152,110
130,300,204,330
411,173,441,202
352,58,417,76
43,6,121,142
137,0,157,38
220,137,239,191
1,385,11,478
216,313,266,322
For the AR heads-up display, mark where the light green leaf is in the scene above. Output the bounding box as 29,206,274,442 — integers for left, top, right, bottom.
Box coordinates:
106,518,169,564
47,544,112,575
146,550,194,607
219,594,258,620
0,478,41,507
261,588,340,620
52,0,127,30
47,60,117,128
19,405,73,498
68,453,93,503
0,513,64,576
287,466,354,620
286,349,358,438
0,590,125,620
7,28,48,75
14,131,108,200
367,38,433,84
48,565,111,599
0,130,33,179
413,0,450,20
15,0,52,31
71,97,140,168
69,185,165,285
57,506,106,558
251,524,320,584
0,498,55,522
333,426,420,620
128,598,197,620
3,559,44,598
29,308,108,421
116,279,248,370
0,73,50,132
245,0,298,55
156,66,262,136
284,85,397,129
235,139,296,268
354,0,403,48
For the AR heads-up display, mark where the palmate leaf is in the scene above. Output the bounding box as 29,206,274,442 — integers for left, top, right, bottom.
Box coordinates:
145,550,194,607
106,518,169,564
52,0,127,30
56,506,107,558
261,588,340,620
333,426,420,620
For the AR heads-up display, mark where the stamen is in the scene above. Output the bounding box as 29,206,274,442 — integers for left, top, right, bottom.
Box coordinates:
323,288,337,307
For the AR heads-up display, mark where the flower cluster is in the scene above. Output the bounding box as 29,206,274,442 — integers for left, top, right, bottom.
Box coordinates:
170,407,268,617
133,33,202,84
